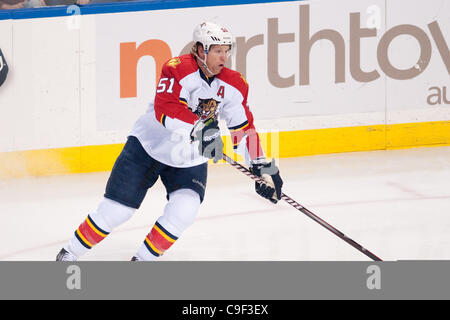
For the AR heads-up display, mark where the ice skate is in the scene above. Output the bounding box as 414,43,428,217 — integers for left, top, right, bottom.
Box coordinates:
56,248,77,262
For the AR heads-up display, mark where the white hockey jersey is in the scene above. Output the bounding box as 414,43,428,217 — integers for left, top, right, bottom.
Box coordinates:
130,54,264,168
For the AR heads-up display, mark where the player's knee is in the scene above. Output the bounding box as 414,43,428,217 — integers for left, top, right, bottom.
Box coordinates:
163,188,201,234
91,197,136,231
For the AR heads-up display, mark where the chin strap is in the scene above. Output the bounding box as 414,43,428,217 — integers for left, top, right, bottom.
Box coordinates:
191,47,215,77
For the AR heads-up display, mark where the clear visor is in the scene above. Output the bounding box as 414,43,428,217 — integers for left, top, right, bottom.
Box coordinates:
227,41,236,59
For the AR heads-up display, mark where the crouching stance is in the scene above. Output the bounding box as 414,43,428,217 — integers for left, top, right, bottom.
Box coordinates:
56,21,283,261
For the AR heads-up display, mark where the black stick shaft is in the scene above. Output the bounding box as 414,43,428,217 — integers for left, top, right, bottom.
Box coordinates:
222,154,383,262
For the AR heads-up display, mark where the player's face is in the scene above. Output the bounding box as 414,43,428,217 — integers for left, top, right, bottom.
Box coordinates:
205,45,231,75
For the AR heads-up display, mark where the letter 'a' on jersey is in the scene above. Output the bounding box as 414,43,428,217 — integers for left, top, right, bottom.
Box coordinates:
130,54,264,168
0,49,8,88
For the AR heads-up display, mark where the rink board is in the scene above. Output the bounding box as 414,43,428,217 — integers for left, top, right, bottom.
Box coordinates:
0,0,449,177
1,121,449,177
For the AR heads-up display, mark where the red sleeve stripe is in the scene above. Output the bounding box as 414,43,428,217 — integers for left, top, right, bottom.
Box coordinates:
246,130,265,159
231,129,246,148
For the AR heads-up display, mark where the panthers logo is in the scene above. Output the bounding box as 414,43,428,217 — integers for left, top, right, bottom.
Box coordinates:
167,58,181,68
195,98,221,121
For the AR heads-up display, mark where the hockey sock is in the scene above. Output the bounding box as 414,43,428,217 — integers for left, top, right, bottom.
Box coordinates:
65,197,135,258
136,221,179,260
135,188,200,260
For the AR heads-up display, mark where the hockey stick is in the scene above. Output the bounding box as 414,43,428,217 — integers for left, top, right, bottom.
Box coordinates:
222,153,383,261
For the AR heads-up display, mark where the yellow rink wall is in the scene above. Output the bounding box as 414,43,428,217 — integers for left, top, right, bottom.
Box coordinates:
1,120,449,178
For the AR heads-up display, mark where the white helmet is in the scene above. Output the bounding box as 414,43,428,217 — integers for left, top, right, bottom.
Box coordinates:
193,21,233,54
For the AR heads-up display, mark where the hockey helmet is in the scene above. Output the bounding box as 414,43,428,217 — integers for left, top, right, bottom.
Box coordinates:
193,21,233,54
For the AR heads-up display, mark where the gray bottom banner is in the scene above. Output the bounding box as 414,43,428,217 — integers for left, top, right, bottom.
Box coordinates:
0,261,449,300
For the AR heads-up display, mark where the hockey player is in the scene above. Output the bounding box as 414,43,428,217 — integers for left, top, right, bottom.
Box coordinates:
56,21,283,261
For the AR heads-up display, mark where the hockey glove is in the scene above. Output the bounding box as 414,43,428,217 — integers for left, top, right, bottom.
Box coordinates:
250,159,283,204
191,118,223,163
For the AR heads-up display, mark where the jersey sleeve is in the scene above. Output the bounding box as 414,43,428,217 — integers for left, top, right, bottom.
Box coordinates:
220,72,265,164
153,58,199,133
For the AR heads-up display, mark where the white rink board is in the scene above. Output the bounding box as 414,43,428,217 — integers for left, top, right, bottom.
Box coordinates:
385,0,450,124
93,0,388,139
0,19,13,151
0,0,449,153
0,16,81,152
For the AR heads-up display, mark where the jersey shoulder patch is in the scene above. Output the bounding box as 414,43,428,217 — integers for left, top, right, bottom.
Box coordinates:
162,54,199,80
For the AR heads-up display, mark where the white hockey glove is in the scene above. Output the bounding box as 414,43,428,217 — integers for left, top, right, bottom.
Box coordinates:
249,159,283,204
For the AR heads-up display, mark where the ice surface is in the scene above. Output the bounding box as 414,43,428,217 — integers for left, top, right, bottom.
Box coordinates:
1,146,449,261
